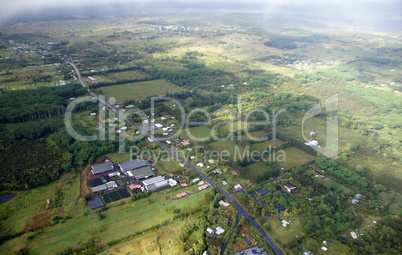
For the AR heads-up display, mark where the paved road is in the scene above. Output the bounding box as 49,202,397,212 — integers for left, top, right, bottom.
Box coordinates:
67,61,285,255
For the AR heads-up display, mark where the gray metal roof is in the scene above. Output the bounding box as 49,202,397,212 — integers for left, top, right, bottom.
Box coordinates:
131,166,154,180
91,184,107,193
142,176,166,186
145,180,170,191
91,162,114,175
118,159,148,171
88,196,104,210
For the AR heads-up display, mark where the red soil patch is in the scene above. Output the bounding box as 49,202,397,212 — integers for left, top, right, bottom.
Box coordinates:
24,209,53,231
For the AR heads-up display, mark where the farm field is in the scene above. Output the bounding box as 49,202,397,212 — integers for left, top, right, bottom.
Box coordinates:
0,173,80,232
180,125,213,142
99,221,185,255
97,79,183,102
275,147,316,170
209,140,247,162
254,139,285,151
245,162,273,176
0,188,213,254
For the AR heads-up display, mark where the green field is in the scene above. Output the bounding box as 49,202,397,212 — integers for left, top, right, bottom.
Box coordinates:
0,173,80,231
99,221,185,255
254,139,285,151
245,162,273,176
258,217,303,246
221,121,250,133
98,79,183,102
1,188,213,254
209,140,247,162
180,125,213,142
276,147,316,170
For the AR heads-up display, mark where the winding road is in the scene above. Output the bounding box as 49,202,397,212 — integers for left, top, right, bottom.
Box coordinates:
67,61,285,255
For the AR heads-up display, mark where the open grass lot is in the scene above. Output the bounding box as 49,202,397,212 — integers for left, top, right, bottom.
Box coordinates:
106,152,131,164
209,140,247,162
96,79,182,102
221,121,250,133
258,217,303,247
180,125,213,142
99,221,185,255
245,162,273,176
0,188,213,254
0,173,80,232
276,147,316,170
254,139,285,151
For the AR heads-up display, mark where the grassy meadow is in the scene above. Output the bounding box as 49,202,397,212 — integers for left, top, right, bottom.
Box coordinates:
97,79,183,102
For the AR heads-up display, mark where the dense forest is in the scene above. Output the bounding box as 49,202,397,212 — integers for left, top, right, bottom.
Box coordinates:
0,84,86,123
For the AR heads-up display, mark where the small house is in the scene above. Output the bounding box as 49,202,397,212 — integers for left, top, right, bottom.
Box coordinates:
321,247,328,252
206,228,214,234
198,184,209,191
234,184,243,191
176,192,188,198
216,227,225,235
218,200,230,207
284,182,298,194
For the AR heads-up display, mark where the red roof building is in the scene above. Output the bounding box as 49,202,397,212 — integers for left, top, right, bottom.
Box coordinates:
181,183,187,187
198,184,209,191
46,199,51,205
130,184,141,189
232,171,238,175
176,192,188,198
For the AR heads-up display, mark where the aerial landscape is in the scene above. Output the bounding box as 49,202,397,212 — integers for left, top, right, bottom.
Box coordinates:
0,0,401,254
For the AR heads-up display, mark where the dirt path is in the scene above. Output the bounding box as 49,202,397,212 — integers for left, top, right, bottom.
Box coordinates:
78,165,90,200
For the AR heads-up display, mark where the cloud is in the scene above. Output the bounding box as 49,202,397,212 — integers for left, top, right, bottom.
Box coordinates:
0,0,399,25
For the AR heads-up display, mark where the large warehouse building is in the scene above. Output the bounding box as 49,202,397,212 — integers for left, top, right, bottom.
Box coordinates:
142,176,171,191
91,161,114,175
126,166,155,180
118,159,149,172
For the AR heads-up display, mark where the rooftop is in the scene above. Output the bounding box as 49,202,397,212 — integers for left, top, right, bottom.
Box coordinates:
88,197,105,210
130,166,155,180
118,159,148,172
91,161,114,175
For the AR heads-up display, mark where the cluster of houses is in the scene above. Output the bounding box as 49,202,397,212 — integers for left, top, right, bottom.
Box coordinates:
90,159,179,195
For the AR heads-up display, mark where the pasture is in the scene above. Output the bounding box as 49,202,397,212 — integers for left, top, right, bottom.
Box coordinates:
0,188,213,254
209,140,247,162
276,147,316,170
245,162,273,176
180,125,213,142
98,79,182,102
0,173,80,231
254,139,285,151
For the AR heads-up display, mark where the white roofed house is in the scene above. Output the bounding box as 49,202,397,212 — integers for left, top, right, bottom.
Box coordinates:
105,181,118,190
142,176,170,191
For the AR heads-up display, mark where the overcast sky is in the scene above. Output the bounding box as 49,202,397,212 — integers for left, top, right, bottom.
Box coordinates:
1,0,400,26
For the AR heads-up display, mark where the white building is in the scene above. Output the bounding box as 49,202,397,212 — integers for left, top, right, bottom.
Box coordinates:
218,200,230,207
216,227,225,235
